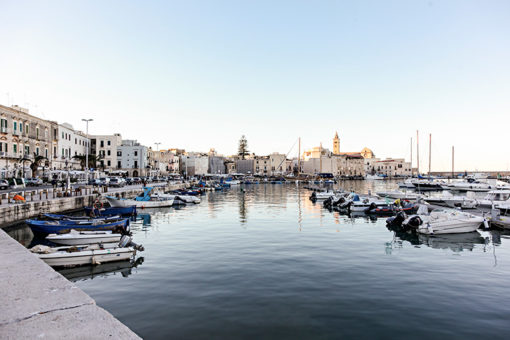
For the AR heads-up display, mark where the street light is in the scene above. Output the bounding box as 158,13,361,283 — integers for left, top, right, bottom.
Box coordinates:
82,118,93,182
154,142,161,177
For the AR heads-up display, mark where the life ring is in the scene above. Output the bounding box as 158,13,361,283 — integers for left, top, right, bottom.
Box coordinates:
93,200,103,210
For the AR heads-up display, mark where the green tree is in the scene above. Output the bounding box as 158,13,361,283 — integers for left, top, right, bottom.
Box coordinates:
238,135,249,160
72,154,98,170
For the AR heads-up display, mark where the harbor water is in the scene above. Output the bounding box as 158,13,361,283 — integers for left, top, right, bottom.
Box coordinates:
9,181,510,339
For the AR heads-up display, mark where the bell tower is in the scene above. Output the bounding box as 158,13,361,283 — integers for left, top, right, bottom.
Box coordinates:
333,131,340,154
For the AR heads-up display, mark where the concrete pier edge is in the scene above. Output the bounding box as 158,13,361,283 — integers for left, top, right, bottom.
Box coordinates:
0,228,141,339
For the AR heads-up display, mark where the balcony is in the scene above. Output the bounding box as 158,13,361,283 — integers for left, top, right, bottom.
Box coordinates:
0,127,8,134
12,130,20,136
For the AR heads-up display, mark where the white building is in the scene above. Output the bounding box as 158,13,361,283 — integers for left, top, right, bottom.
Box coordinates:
269,153,287,175
182,152,209,176
90,134,122,172
371,158,412,177
117,139,148,177
54,123,90,170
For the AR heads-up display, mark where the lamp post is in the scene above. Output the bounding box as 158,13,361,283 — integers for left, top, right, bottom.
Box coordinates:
154,142,161,177
82,118,93,182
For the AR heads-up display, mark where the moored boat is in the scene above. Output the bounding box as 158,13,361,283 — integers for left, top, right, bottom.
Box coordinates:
26,218,130,235
46,229,122,245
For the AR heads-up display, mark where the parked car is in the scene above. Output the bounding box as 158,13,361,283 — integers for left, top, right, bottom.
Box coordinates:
109,178,125,187
98,177,110,186
133,177,142,184
0,180,8,190
25,178,43,186
125,177,133,185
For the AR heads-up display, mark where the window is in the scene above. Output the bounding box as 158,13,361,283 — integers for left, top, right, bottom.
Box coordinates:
117,151,122,156
13,122,17,131
13,144,17,153
45,149,48,158
134,160,138,168
117,161,121,168
54,146,56,155
20,123,23,133
107,150,111,156
100,140,104,147
107,141,111,146
75,138,77,144
24,145,29,155
36,127,39,139
134,151,138,157
107,160,111,166
62,148,64,157
36,147,39,156
62,132,64,138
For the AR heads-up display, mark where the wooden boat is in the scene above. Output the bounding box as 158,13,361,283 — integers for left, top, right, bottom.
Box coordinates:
83,206,137,217
46,230,122,245
26,218,130,235
31,243,135,267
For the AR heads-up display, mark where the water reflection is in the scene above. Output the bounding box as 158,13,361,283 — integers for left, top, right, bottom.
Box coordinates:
56,257,144,282
6,225,34,247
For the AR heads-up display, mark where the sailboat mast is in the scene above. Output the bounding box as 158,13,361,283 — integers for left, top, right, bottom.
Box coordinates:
452,146,455,179
298,137,301,177
428,133,431,176
416,130,420,175
410,137,413,170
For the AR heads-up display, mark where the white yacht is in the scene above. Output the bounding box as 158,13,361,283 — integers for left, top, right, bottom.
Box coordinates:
424,191,478,209
476,190,510,209
376,190,424,201
490,204,510,229
403,205,484,234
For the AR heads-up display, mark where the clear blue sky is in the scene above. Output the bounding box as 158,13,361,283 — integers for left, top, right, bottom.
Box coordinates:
1,0,509,171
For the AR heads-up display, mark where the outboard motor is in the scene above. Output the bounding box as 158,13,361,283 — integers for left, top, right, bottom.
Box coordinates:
118,235,145,251
386,211,407,227
365,202,378,214
323,196,333,208
404,215,423,229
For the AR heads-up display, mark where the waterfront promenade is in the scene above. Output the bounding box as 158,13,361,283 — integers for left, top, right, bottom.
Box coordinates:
0,182,185,227
0,227,141,339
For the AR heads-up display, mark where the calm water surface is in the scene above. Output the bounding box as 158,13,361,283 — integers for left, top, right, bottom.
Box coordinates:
11,181,510,339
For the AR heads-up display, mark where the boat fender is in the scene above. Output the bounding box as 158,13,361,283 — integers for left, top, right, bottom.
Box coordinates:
483,218,489,229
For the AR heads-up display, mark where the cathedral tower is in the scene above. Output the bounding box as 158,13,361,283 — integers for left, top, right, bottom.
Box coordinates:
333,131,340,154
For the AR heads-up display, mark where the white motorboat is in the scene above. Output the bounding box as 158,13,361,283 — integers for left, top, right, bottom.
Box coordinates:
376,190,424,201
310,191,336,201
350,196,389,212
403,205,484,234
365,174,386,180
424,191,478,209
475,190,510,209
106,187,173,208
443,180,495,192
31,243,135,267
397,178,416,189
153,192,201,204
46,229,122,246
490,204,510,229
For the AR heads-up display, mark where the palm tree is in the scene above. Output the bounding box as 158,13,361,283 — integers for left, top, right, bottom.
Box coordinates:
72,154,98,170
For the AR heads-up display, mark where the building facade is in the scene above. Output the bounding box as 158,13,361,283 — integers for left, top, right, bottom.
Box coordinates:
0,104,58,178
117,140,148,177
90,133,122,172
54,123,90,170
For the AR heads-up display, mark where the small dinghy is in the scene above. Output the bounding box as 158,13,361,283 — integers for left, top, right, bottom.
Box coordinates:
31,236,143,267
46,229,122,245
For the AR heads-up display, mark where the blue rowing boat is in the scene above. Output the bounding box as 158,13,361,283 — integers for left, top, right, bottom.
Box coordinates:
83,206,137,217
44,213,121,221
26,218,130,235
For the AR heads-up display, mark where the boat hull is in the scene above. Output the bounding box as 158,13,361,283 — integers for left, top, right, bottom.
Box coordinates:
106,196,174,208
38,248,134,267
26,219,130,235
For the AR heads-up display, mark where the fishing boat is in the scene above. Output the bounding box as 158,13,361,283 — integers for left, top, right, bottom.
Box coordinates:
403,205,484,234
31,236,143,267
43,213,121,221
106,187,174,208
26,218,130,235
83,206,137,217
309,190,336,201
46,229,122,245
